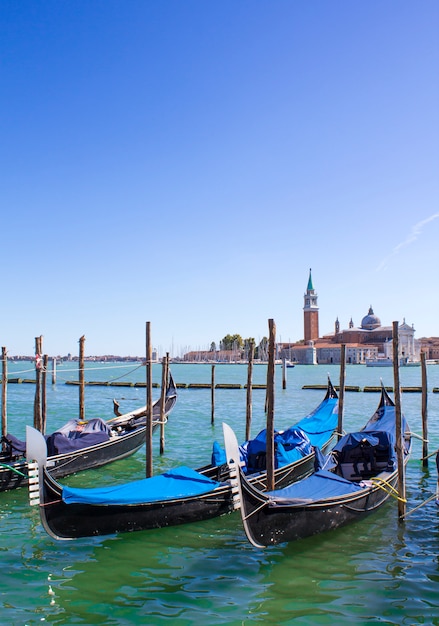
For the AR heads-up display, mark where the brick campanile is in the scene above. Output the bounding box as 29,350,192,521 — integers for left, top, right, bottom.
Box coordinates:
303,268,319,342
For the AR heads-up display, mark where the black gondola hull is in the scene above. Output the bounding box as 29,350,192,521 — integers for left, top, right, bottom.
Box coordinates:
1,424,148,492
39,467,235,539
238,468,398,546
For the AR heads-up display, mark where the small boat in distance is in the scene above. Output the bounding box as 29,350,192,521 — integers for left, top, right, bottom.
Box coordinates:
224,383,411,547
365,357,393,367
366,357,420,367
0,372,178,492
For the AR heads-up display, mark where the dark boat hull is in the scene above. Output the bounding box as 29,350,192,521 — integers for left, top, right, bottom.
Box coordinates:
238,467,400,546
1,424,148,492
38,466,235,539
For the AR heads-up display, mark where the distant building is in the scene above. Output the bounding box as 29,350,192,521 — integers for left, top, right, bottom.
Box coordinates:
182,349,242,363
303,268,319,342
279,272,420,364
419,337,439,361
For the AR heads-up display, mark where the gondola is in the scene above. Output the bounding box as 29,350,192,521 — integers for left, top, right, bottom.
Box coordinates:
0,372,177,492
224,384,411,547
26,379,339,539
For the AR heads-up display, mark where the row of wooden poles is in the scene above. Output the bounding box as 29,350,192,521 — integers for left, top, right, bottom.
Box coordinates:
1,336,82,444
0,329,171,461
2,338,51,452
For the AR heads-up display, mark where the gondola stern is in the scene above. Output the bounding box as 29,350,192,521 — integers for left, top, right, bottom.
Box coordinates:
222,422,242,512
222,422,267,549
25,426,48,511
26,425,47,468
327,375,338,400
380,379,395,407
25,427,73,541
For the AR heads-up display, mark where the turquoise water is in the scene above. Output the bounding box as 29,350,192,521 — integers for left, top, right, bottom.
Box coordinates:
1,361,439,625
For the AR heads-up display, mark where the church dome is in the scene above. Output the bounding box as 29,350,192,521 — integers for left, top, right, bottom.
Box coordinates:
361,306,381,330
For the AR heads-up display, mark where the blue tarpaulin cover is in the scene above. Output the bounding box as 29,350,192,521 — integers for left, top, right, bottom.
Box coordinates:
362,401,409,442
62,466,221,505
5,419,112,457
266,469,364,505
4,433,26,455
212,394,338,472
294,396,338,443
46,418,111,456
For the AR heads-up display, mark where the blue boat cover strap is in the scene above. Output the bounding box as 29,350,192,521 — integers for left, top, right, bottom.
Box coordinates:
62,466,221,505
266,470,364,506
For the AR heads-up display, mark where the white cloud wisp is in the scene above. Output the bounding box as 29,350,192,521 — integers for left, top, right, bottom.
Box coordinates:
376,212,439,272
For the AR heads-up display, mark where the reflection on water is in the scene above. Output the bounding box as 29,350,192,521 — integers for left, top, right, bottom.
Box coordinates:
1,363,439,624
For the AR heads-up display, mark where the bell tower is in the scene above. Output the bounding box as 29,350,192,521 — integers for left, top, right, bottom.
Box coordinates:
304,268,319,342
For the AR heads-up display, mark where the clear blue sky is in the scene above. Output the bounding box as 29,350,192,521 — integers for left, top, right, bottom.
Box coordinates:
1,1,438,357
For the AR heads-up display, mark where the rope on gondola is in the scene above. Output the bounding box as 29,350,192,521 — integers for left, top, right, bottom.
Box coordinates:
401,493,437,519
369,476,407,503
0,462,27,477
409,431,428,442
334,430,346,438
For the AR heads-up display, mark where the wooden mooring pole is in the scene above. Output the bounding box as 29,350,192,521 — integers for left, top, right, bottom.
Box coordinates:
245,340,254,441
282,358,287,390
79,336,85,422
145,322,153,478
34,336,42,431
42,354,48,435
421,351,428,467
337,344,346,440
1,347,7,451
52,357,57,385
266,319,276,491
159,353,169,455
211,364,215,425
392,321,406,520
